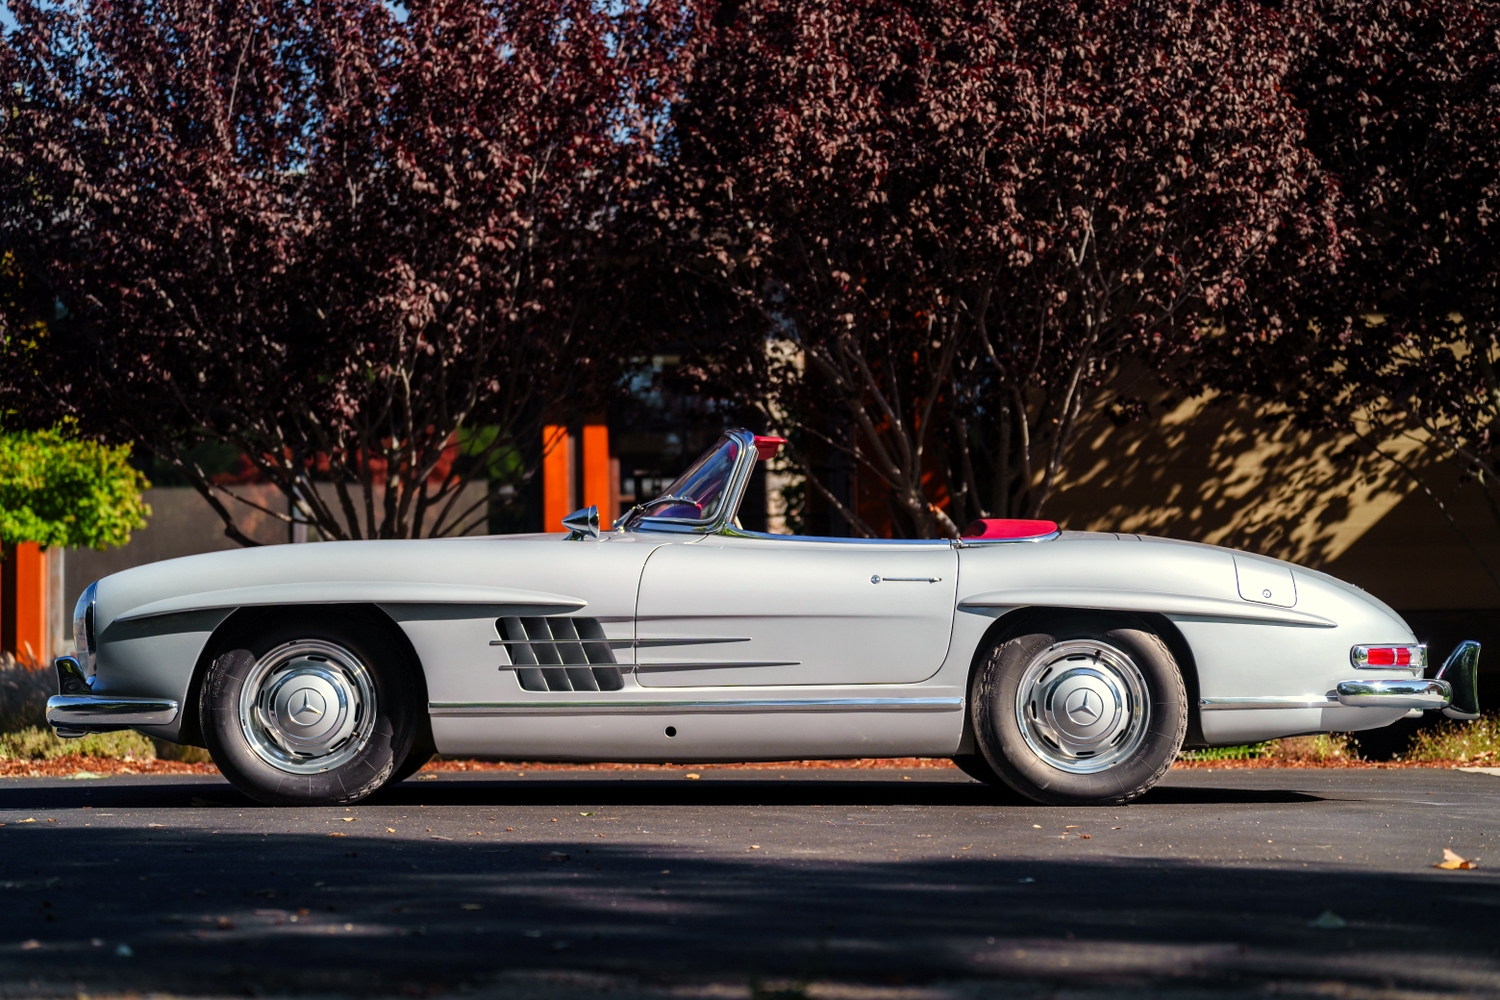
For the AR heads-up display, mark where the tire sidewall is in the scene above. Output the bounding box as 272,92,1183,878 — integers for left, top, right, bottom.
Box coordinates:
201,613,418,806
973,616,1187,806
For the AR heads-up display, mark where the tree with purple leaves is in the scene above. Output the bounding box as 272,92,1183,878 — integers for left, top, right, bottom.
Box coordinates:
1197,0,1500,573
656,0,1335,537
0,0,672,542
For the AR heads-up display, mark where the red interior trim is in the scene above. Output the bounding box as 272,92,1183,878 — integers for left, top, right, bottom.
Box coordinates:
753,435,787,461
960,518,1059,540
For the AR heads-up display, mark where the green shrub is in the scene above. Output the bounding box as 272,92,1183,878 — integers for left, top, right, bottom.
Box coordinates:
1180,742,1274,761
1403,713,1500,764
0,726,156,761
1180,734,1356,763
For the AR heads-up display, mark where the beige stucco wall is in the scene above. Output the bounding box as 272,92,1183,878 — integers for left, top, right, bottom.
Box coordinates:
1044,379,1500,612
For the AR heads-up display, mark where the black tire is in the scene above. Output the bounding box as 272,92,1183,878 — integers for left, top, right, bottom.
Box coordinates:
199,610,421,806
389,749,435,784
971,614,1187,806
950,753,1002,784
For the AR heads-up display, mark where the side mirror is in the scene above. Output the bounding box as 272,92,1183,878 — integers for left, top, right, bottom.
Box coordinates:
562,505,600,541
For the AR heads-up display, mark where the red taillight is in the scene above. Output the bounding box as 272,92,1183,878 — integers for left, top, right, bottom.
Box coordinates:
1352,644,1426,669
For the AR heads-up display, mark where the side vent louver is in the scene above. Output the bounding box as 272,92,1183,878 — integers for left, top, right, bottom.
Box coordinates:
497,617,624,693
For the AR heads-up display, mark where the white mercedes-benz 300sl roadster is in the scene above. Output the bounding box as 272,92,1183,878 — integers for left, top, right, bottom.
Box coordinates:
48,429,1480,806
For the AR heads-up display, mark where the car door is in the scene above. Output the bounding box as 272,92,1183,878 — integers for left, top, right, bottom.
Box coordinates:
634,534,958,687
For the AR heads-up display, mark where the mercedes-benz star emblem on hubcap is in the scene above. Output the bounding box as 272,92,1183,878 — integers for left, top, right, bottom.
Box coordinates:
1064,689,1101,725
288,689,326,725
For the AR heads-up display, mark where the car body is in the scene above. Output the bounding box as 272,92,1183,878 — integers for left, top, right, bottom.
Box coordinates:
48,429,1480,805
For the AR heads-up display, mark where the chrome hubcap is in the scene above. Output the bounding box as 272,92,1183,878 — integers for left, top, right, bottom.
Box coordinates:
239,639,376,774
1015,639,1149,774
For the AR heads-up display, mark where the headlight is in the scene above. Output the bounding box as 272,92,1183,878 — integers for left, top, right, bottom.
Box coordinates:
73,582,97,674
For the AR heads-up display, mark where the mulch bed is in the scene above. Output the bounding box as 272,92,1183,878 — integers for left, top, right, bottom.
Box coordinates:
1172,757,1469,769
0,755,1484,778
0,755,219,778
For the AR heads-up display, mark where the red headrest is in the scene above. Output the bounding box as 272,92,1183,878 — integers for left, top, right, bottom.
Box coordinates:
960,518,1059,540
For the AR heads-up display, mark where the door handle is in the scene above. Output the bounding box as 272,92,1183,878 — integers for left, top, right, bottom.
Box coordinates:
870,575,942,584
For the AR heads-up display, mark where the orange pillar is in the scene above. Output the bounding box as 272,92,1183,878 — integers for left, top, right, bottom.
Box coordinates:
542,425,574,532
581,423,612,529
1,542,46,665
12,543,44,666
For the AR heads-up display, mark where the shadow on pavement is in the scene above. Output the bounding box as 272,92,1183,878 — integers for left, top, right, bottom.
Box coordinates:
0,776,1324,812
0,806,1489,997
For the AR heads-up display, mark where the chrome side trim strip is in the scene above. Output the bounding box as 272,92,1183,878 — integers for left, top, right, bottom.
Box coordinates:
952,530,1062,548
1199,696,1336,711
491,660,799,672
489,636,752,649
429,696,964,717
47,694,180,728
635,661,801,671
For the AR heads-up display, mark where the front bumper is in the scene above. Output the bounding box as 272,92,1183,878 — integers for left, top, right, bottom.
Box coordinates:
45,655,180,738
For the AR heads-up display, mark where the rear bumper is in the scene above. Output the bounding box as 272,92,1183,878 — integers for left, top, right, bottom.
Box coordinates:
45,655,180,738
1200,639,1483,722
1335,678,1451,710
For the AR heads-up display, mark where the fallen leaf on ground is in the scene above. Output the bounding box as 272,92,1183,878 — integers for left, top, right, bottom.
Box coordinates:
342,817,356,823
1436,848,1477,870
327,833,346,838
685,773,701,780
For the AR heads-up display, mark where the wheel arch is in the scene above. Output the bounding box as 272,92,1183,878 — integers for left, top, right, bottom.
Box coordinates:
175,603,428,748
957,605,1205,753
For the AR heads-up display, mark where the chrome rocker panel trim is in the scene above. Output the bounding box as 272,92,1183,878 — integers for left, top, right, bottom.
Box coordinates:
430,696,965,717
1200,681,1451,712
1199,695,1339,711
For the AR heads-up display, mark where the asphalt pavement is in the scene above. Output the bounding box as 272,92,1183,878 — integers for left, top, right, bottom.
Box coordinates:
0,766,1497,999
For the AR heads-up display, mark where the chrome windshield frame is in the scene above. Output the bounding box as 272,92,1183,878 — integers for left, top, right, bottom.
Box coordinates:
621,428,761,536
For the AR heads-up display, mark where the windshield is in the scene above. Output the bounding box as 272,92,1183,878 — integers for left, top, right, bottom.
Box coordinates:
633,435,741,523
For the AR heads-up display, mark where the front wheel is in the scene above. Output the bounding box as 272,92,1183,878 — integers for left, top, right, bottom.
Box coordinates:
200,612,421,806
970,615,1187,805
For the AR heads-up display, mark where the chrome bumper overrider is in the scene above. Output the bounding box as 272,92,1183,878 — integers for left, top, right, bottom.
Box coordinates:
45,655,180,738
1202,640,1483,721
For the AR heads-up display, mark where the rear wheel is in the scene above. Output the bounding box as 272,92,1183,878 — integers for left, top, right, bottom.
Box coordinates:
971,614,1187,805
199,611,421,806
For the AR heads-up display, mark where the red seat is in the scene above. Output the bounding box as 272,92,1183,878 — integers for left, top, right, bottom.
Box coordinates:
960,518,1059,540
